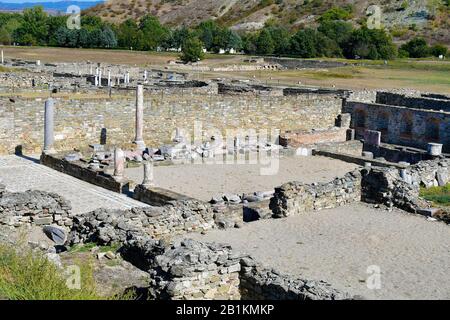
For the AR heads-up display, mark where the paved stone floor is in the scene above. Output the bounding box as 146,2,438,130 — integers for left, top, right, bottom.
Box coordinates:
0,155,147,214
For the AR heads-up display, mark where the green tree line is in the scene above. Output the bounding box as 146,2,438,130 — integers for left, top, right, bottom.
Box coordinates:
0,6,447,63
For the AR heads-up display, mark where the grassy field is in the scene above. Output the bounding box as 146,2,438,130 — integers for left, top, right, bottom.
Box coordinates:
1,46,450,94
420,184,450,207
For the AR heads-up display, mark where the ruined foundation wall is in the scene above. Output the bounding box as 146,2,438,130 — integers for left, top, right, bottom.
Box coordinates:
269,170,362,218
0,93,342,154
0,186,72,228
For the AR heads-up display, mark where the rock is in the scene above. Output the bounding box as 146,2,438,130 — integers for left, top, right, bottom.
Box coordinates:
105,251,116,259
33,216,53,226
223,194,241,203
64,153,81,162
43,225,67,245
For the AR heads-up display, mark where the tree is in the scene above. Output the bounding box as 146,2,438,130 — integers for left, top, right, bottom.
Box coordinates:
289,28,318,58
139,15,170,50
344,27,396,60
256,29,275,54
180,36,204,63
117,19,139,49
194,20,219,51
99,27,117,48
265,26,290,54
318,20,353,46
0,18,21,45
400,37,430,58
13,6,48,45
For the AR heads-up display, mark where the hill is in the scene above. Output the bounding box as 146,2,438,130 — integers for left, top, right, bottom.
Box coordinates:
84,0,449,45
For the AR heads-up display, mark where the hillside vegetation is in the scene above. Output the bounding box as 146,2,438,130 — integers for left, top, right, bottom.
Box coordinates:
85,0,450,45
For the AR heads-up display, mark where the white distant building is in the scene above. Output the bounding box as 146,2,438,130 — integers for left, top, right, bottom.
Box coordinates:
202,48,207,53
229,48,236,54
439,54,444,60
219,49,225,54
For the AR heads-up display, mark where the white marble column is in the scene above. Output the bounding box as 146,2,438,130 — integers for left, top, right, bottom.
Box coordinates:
98,70,102,87
142,160,154,187
113,147,125,178
133,85,146,150
43,98,55,154
107,70,111,87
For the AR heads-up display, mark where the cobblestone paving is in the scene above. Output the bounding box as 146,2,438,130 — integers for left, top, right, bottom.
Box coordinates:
0,155,147,214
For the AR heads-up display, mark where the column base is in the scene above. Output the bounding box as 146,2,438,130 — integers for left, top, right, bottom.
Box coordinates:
133,140,146,151
43,148,56,155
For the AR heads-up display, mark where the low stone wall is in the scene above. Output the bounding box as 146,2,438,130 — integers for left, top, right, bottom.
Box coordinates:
148,239,242,300
269,170,362,218
120,234,351,300
316,140,364,157
0,186,72,228
134,184,198,206
376,92,450,112
279,127,348,148
40,153,129,193
68,200,215,244
362,158,449,214
313,150,408,168
239,257,350,300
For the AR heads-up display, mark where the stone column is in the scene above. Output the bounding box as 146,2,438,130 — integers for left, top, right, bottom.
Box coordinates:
107,70,111,87
126,72,130,84
133,85,146,150
113,147,125,178
98,70,102,87
142,160,154,187
43,98,55,154
1,50,3,65
143,70,148,82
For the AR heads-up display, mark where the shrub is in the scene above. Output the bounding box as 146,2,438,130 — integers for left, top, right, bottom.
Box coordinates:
430,44,448,57
400,37,430,58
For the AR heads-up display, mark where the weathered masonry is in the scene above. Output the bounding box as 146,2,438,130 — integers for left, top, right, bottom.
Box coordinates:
343,92,450,152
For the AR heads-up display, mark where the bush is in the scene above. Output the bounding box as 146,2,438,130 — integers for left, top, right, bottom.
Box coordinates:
430,44,448,57
400,37,430,58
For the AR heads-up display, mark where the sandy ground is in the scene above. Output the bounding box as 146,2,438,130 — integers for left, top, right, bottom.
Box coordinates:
124,156,359,201
186,203,450,300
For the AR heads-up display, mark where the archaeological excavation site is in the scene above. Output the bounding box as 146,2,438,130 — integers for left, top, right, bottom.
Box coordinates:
0,49,449,303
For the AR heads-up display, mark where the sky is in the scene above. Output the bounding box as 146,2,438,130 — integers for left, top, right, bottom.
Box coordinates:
1,0,103,3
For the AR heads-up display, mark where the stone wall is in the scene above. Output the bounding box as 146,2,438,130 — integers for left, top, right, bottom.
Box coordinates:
68,200,215,244
120,234,351,300
343,101,450,152
148,239,242,300
362,158,449,214
0,186,72,228
0,92,342,154
269,170,362,218
376,92,450,112
134,184,198,206
279,127,348,148
40,153,130,193
263,57,350,69
239,257,350,300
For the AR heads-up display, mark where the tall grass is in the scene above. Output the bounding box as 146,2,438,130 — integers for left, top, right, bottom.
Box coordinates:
0,243,130,300
420,184,450,206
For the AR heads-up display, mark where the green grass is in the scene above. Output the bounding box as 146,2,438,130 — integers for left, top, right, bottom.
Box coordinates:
68,242,121,254
420,184,450,206
0,243,101,300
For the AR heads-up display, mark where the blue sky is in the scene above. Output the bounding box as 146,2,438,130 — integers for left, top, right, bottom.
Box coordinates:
2,0,103,3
